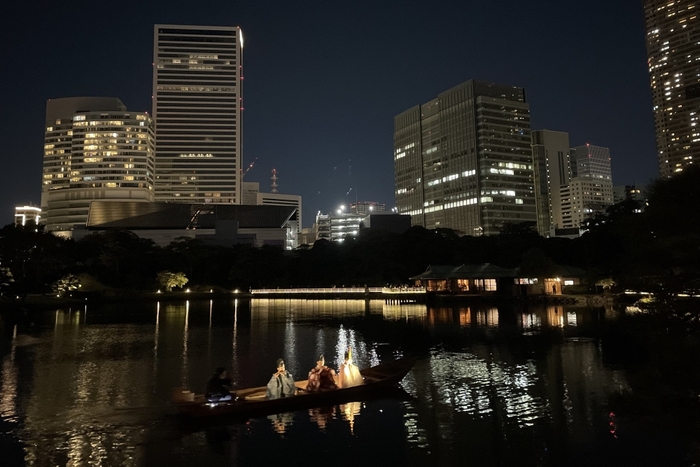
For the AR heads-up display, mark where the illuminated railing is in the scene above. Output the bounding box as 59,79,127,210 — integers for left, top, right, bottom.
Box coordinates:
250,287,426,295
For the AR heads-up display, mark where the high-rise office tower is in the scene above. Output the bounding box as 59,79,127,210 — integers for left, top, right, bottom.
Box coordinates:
153,24,243,203
644,0,700,177
531,130,571,236
559,144,613,228
393,79,536,236
41,97,155,233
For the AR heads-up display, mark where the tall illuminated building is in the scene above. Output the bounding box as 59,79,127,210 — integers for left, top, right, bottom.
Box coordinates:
531,130,571,236
41,97,155,233
393,79,536,236
153,24,243,204
644,0,700,177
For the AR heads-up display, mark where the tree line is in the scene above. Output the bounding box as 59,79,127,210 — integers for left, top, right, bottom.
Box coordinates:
1,167,699,299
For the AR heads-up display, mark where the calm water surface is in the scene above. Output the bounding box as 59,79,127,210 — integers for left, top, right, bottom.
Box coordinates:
0,299,696,466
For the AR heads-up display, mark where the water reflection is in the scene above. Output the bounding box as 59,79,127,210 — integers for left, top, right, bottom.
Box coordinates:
308,405,335,431
0,325,18,421
268,411,295,436
0,299,682,466
339,401,362,434
382,302,427,321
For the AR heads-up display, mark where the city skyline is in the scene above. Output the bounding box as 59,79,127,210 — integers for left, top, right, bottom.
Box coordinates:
1,1,657,229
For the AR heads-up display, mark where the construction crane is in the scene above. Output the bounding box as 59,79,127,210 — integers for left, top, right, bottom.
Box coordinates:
241,157,257,179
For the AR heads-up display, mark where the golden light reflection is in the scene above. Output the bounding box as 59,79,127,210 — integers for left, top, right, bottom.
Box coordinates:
232,299,239,378
546,306,565,328
428,307,454,325
476,308,499,327
182,301,189,387
153,302,160,386
251,298,380,321
0,326,18,419
268,412,294,436
459,307,472,326
309,406,335,431
382,302,427,321
339,401,362,434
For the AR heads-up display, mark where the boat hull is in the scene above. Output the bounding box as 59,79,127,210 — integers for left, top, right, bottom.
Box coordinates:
175,357,416,421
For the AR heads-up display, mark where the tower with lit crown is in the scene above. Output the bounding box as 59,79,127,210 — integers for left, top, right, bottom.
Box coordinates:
644,0,700,177
153,25,243,203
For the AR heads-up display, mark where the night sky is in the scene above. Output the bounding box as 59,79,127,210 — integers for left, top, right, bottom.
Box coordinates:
1,0,657,229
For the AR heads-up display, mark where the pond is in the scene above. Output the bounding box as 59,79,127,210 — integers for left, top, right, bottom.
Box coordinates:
0,298,696,466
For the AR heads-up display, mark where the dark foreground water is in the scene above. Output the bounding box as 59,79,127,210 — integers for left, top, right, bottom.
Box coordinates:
0,299,698,466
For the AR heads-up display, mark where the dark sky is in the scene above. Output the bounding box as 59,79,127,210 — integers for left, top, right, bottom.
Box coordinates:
1,0,657,228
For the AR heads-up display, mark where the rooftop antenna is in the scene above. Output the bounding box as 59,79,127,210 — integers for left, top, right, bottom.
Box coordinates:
271,168,278,193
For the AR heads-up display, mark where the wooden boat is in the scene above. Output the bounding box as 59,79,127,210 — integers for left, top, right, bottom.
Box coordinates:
174,357,416,421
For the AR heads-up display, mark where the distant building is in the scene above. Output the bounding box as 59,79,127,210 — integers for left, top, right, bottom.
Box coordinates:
312,210,412,243
241,182,302,250
315,211,365,243
643,0,700,177
613,184,648,205
241,181,259,205
360,214,412,235
41,97,155,234
298,227,317,247
315,213,331,242
394,79,536,236
80,201,297,248
350,201,385,215
558,144,613,229
531,130,571,236
14,206,42,226
410,263,584,296
153,24,243,204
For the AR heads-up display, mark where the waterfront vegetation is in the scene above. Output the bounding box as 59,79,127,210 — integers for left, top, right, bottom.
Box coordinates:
0,167,699,304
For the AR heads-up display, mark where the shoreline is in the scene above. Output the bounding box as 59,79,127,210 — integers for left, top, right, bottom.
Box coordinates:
0,290,617,314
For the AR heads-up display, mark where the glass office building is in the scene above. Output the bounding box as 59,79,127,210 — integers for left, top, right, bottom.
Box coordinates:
393,79,536,236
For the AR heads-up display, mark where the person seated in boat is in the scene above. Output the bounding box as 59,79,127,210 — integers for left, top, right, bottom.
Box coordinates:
266,358,297,399
205,366,233,402
338,347,364,388
306,354,337,392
